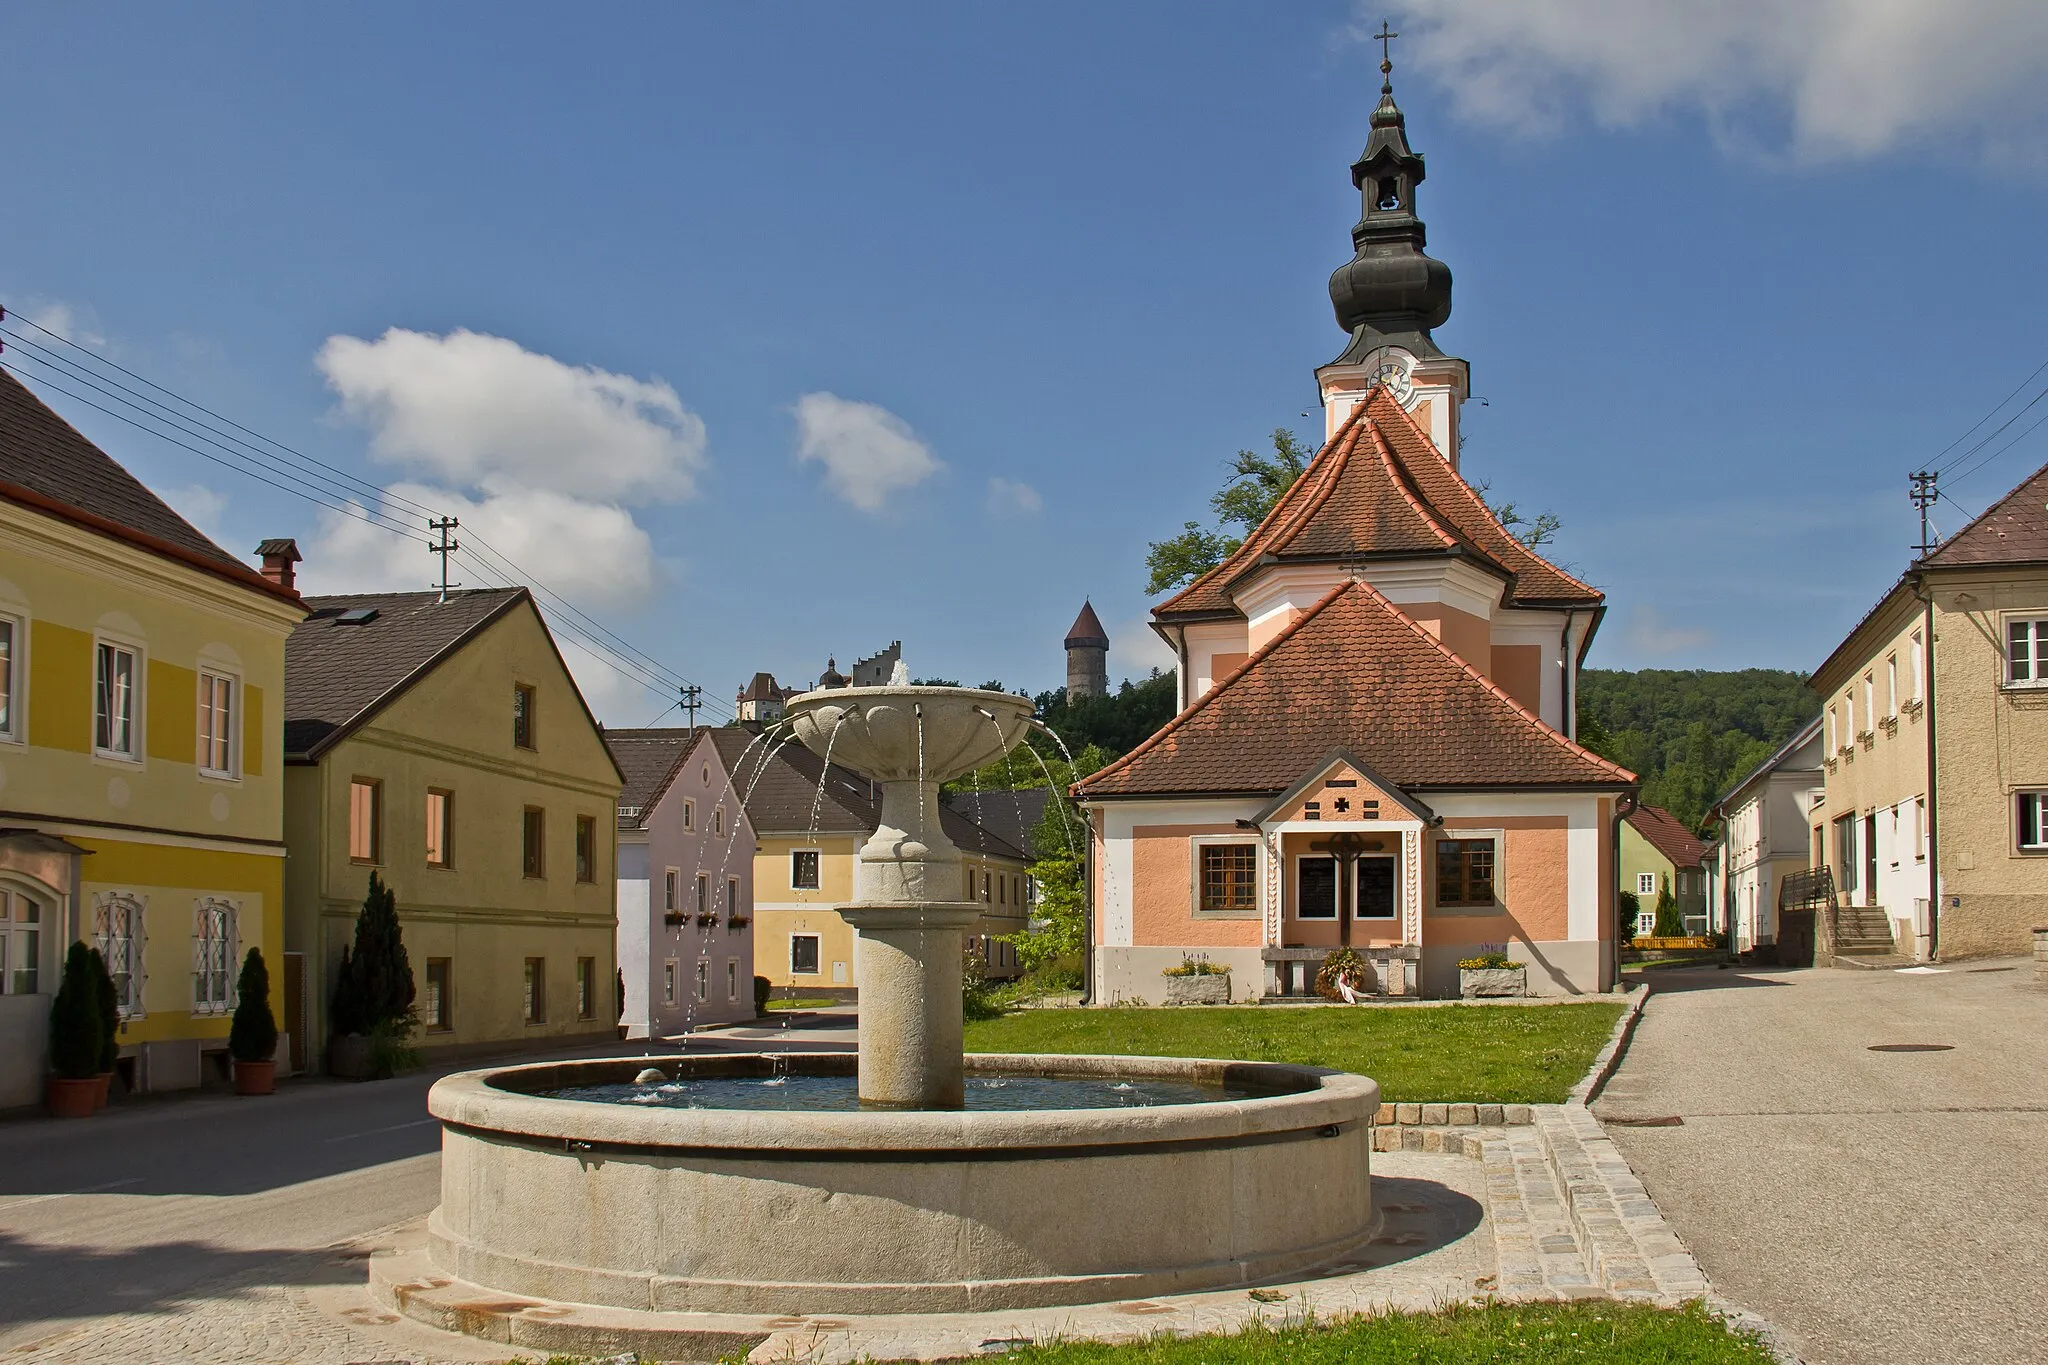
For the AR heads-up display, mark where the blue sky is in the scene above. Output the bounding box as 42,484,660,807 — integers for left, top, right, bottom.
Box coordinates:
5,3,2046,723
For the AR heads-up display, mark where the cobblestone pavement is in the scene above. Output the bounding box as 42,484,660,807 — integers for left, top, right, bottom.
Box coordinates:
1597,959,2048,1365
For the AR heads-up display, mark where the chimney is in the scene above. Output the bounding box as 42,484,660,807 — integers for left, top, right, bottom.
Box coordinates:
255,538,302,591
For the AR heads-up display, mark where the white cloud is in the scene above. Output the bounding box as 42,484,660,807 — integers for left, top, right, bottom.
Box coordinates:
316,328,707,501
299,482,659,610
987,476,1043,516
19,300,106,350
1383,0,2048,166
1107,615,1179,681
793,392,943,513
555,634,668,728
154,483,227,541
1621,604,1711,659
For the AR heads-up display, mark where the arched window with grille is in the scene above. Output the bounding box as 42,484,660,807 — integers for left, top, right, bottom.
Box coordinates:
92,892,147,1018
192,898,239,1016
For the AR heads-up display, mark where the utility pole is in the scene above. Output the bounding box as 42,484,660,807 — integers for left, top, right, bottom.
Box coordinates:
1910,470,1938,558
681,684,703,732
428,517,460,602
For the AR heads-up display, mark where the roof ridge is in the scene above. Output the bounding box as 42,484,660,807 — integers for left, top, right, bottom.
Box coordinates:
1258,409,1368,555
1364,418,1462,551
1080,579,1361,793
1346,574,1635,782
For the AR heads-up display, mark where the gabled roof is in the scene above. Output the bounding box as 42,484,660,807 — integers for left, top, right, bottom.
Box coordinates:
946,789,1053,858
1248,749,1438,825
1920,458,2048,568
1154,388,1599,620
0,368,298,604
1625,805,1709,870
700,727,1026,861
738,672,785,702
606,727,697,826
1080,578,1633,800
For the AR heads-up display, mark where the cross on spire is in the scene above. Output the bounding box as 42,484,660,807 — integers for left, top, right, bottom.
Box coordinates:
1374,19,1398,91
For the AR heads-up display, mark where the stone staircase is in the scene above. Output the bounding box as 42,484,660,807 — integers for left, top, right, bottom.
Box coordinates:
1829,902,1900,962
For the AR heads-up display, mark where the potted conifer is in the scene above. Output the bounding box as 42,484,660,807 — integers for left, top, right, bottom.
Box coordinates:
231,947,280,1095
87,946,119,1108
46,943,104,1118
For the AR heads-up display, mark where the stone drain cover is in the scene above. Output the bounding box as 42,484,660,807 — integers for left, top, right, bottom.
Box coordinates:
1868,1043,1954,1053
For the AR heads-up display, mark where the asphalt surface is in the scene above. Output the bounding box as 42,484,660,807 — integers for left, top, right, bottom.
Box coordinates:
0,1011,856,1354
1597,959,2048,1365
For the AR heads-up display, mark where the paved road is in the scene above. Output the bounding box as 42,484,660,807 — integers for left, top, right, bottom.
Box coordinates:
1597,960,2048,1365
0,1011,856,1357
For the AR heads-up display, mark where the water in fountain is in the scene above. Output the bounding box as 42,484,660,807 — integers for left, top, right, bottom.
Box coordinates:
551,1071,1262,1112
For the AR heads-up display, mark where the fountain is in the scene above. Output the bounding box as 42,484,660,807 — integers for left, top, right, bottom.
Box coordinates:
388,681,1380,1327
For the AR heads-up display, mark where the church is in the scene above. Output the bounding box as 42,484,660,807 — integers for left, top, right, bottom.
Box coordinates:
1075,58,1635,1000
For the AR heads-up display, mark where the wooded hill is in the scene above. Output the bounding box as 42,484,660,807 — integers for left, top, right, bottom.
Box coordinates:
1576,668,1819,835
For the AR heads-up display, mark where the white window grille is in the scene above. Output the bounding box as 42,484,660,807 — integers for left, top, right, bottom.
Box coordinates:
1636,872,1658,896
192,898,238,1015
93,892,147,1018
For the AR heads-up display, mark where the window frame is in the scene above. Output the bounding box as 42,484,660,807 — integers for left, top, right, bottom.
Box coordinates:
1635,871,1658,897
425,787,455,868
694,959,709,1003
93,892,147,1019
522,956,546,1024
789,932,821,976
663,958,678,1006
348,777,383,864
577,956,596,1020
790,848,821,892
2007,618,2048,688
522,806,546,879
727,876,740,919
93,636,143,762
1915,796,1929,862
424,957,453,1031
513,682,538,749
726,957,739,1002
575,814,597,884
1192,837,1260,918
191,897,237,1016
1293,853,1339,921
2018,791,2048,853
0,885,44,997
1434,834,1501,911
696,872,709,917
196,668,239,779
663,867,681,913
0,613,22,745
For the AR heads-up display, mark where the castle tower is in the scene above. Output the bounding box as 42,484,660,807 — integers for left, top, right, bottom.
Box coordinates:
1314,37,1469,465
1064,600,1109,702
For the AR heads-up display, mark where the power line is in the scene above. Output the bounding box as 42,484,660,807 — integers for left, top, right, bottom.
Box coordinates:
1929,354,2048,470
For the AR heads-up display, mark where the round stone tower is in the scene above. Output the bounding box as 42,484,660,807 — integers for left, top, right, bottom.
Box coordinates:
1064,600,1109,702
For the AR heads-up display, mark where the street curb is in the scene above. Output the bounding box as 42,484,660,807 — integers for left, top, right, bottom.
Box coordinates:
1567,984,1648,1107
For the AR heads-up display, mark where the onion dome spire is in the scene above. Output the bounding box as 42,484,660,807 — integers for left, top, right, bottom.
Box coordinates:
1326,23,1453,363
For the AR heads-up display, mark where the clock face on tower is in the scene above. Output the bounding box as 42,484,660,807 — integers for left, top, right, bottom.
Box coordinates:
1363,348,1415,403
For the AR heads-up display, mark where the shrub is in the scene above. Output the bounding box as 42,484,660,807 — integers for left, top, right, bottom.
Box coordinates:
330,944,365,1038
331,872,415,1042
962,943,1004,1021
1314,946,1371,1000
1652,880,1685,938
753,974,772,1016
48,942,104,1080
1617,888,1641,945
1162,953,1227,977
87,946,118,1073
230,948,278,1063
1459,952,1524,970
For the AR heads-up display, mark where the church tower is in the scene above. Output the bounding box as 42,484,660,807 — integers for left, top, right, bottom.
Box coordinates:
1064,600,1109,702
1315,30,1468,466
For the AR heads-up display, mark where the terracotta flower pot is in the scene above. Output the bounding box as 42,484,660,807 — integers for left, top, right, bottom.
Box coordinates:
46,1077,99,1119
93,1071,113,1109
233,1059,276,1096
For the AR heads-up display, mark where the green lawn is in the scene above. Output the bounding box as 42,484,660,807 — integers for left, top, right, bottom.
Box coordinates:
962,1001,1622,1105
763,997,839,1012
938,1301,1775,1365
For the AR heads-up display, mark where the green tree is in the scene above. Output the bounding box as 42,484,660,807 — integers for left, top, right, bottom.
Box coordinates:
1145,429,1313,594
87,946,119,1073
48,942,104,1080
230,948,279,1063
1652,880,1685,938
1469,479,1562,548
333,872,415,1038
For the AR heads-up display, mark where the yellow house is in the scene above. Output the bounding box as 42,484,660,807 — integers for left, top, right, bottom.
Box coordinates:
706,728,1029,997
281,580,623,1065
0,369,304,1105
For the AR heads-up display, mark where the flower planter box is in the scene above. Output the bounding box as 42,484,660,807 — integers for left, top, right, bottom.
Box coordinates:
1459,967,1527,999
234,1059,276,1095
46,1077,99,1119
1162,973,1231,1005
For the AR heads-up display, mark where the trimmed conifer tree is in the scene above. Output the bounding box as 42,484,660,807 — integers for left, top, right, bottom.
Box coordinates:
87,946,118,1073
346,872,415,1032
230,948,279,1063
48,943,104,1080
1653,879,1685,938
330,943,364,1039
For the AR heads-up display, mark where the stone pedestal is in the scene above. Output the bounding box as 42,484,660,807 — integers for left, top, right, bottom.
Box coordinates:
2034,927,2048,986
842,903,983,1108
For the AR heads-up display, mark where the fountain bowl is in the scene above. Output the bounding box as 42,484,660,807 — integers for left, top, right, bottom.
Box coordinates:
414,1052,1379,1315
782,684,1035,785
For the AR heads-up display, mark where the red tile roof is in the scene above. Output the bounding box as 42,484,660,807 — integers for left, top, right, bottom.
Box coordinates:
1064,600,1109,648
1920,457,2048,568
1155,388,1600,620
1625,805,1709,869
1077,577,1634,800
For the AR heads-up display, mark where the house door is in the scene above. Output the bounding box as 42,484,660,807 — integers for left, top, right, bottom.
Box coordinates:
1355,857,1398,925
1863,812,1878,907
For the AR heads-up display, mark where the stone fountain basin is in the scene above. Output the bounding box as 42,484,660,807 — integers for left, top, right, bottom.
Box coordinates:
782,684,1035,784
425,1053,1379,1315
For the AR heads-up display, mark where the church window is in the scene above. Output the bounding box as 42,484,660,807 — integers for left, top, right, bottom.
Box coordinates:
1435,838,1496,907
1296,856,1338,919
1197,843,1257,914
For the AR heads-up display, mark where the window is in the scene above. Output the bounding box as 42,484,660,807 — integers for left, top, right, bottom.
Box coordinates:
683,801,694,831
349,779,382,863
714,806,723,836
727,876,739,918
1861,674,1874,732
575,815,596,883
727,958,739,1002
0,615,17,742
198,671,236,776
2019,793,2048,852
95,641,138,758
790,933,821,975
982,871,992,904
1436,838,1497,908
1826,706,1836,754
1296,856,1337,919
1198,843,1258,914
93,893,146,1018
523,957,546,1023
1889,805,1901,868
192,899,236,1015
1834,814,1859,892
696,873,709,917
1636,872,1658,896
577,957,596,1019
694,960,708,1002
664,868,681,912
1843,689,1856,741
1911,631,1925,701
424,958,452,1030
522,807,545,878
663,959,678,1005
997,874,1005,905
791,849,820,891
513,683,537,749
1887,655,1898,717
0,888,41,995
1356,857,1397,918
425,788,454,868
2010,620,2048,685
1916,797,1929,861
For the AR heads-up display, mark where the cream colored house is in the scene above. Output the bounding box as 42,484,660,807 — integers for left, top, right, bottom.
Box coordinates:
282,581,623,1064
1810,459,2048,960
0,371,304,1103
1707,716,1823,952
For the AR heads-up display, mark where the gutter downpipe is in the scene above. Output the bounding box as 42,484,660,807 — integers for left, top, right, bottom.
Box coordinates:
1610,789,1639,990
1560,611,1577,738
1913,573,1940,960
